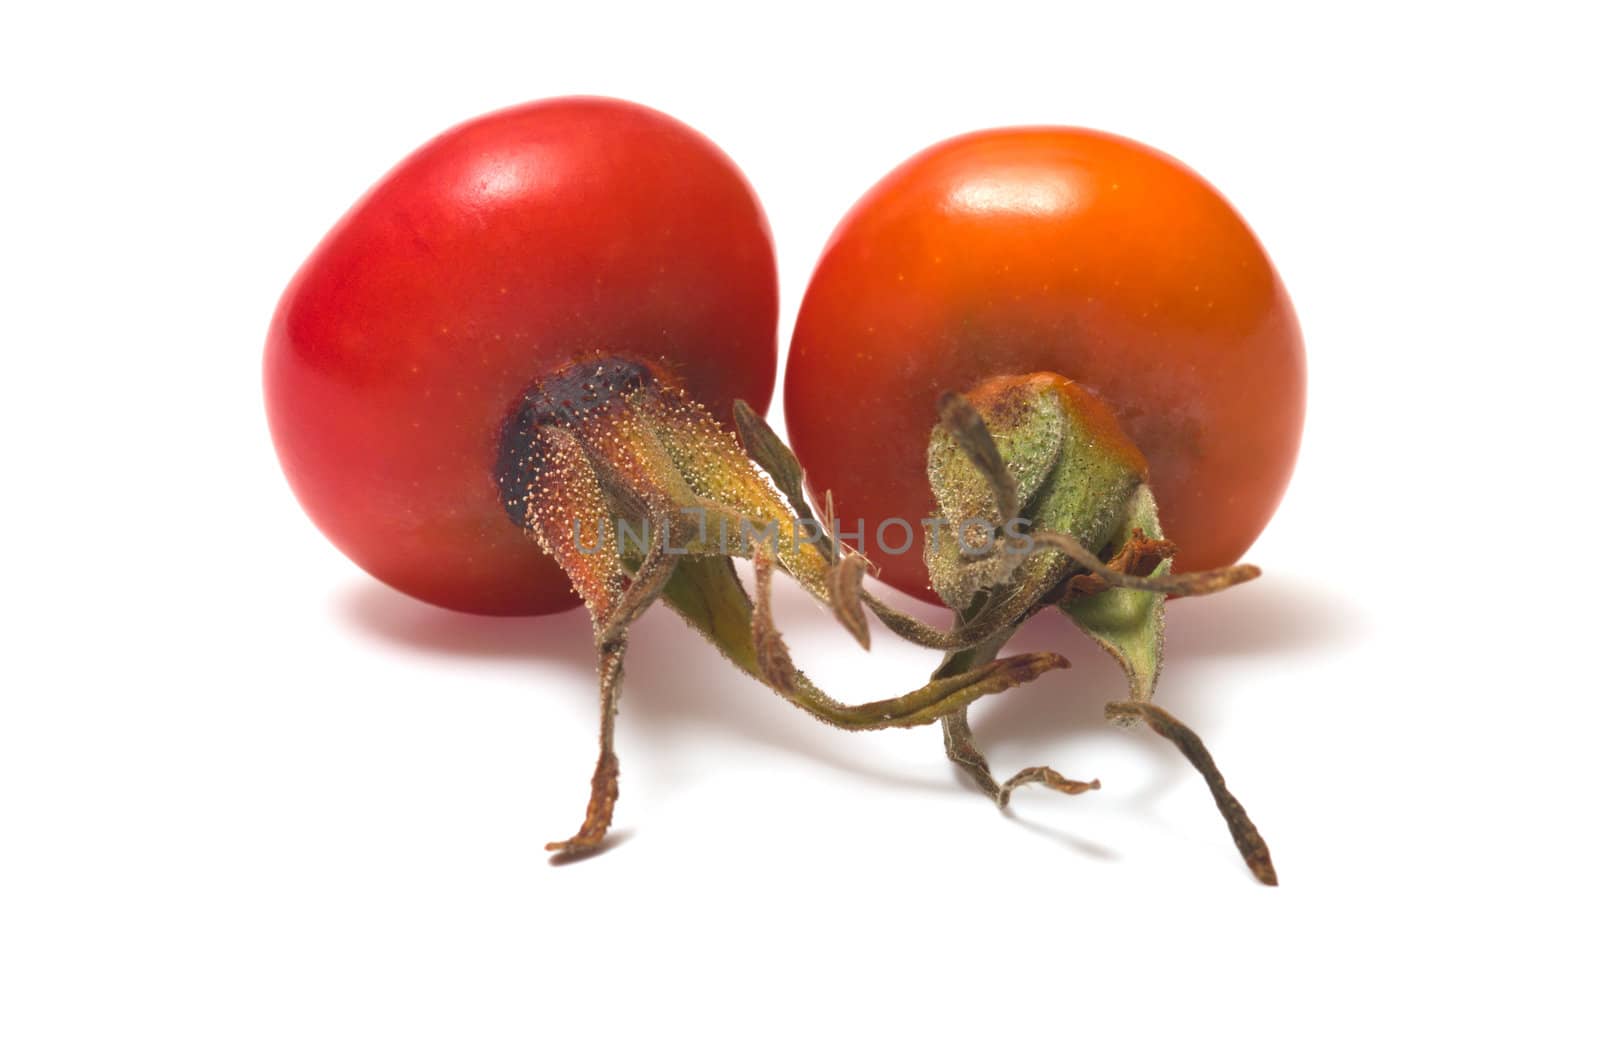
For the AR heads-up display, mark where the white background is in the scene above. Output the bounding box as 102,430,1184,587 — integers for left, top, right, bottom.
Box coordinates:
4,1,1596,1059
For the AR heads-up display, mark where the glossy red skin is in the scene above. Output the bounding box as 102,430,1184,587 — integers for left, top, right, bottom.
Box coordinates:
266,98,778,615
786,128,1304,603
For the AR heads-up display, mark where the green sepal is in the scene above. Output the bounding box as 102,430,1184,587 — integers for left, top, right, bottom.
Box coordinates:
926,379,1143,618
1063,483,1167,702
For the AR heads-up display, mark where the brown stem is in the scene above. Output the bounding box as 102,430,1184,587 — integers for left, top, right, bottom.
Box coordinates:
941,707,1001,800
546,638,625,856
546,518,682,855
933,641,1096,810
1111,700,1278,885
997,767,1101,808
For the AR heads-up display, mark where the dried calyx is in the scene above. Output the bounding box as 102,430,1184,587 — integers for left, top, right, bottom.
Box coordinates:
494,355,1066,855
856,372,1277,885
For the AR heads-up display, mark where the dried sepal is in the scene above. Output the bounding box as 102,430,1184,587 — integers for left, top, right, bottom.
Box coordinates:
1110,700,1277,886
1037,526,1259,600
732,398,828,553
937,391,1019,523
997,766,1101,808
826,551,873,650
657,548,1069,733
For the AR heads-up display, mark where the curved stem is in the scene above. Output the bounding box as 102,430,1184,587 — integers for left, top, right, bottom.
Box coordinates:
747,547,1068,731
1111,701,1277,886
